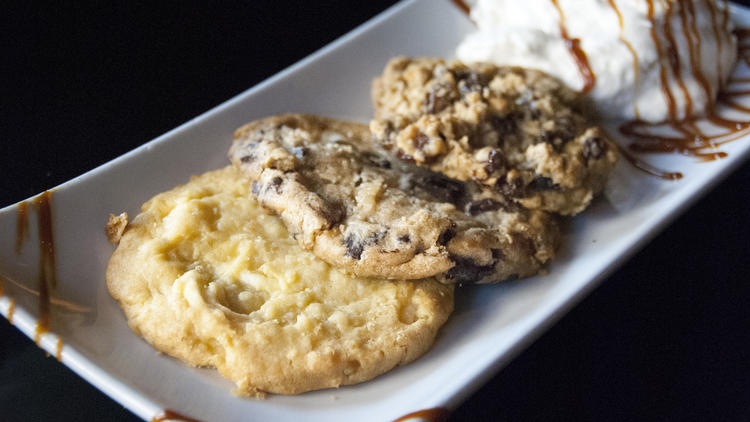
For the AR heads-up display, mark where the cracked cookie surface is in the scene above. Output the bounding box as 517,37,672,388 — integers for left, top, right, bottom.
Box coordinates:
106,166,454,396
229,114,559,283
370,57,617,215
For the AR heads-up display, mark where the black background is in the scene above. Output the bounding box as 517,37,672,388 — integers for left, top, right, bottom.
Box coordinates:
2,1,750,421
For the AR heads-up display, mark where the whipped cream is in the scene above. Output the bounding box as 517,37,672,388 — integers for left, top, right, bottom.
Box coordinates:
456,0,737,122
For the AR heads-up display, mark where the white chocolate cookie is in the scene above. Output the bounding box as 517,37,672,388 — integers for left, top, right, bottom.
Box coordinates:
106,166,453,396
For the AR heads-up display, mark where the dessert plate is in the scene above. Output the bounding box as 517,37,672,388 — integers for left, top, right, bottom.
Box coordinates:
2,1,750,421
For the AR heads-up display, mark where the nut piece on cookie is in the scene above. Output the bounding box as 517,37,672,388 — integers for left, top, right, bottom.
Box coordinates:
370,57,617,215
105,212,128,244
229,114,559,284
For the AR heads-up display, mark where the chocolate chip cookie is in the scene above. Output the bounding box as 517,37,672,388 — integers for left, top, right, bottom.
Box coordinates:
229,114,559,284
370,57,617,215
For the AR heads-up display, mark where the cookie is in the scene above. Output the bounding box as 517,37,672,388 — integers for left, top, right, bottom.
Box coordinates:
229,114,559,283
106,166,453,396
370,57,617,215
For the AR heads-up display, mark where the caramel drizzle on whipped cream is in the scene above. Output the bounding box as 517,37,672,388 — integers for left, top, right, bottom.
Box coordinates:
619,4,750,180
662,1,694,117
634,0,727,122
607,0,641,119
550,0,596,93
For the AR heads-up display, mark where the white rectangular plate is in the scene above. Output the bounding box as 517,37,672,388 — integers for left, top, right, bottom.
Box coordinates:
2,1,750,421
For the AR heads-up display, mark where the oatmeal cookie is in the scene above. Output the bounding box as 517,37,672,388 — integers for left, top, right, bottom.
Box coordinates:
229,114,559,283
106,166,454,396
370,57,617,215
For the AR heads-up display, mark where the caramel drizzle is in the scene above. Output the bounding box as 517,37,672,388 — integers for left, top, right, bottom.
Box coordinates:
736,29,750,68
618,9,750,180
32,191,56,345
15,201,29,254
720,92,750,112
1,274,90,313
681,0,713,106
646,0,678,120
451,0,471,16
550,0,596,93
393,407,451,422
663,2,694,117
706,0,725,87
620,88,750,179
56,337,63,361
8,298,16,324
619,145,683,180
151,409,202,422
607,0,641,119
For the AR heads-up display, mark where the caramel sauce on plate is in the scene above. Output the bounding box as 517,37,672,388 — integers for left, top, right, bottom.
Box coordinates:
151,409,202,422
55,337,63,361
6,191,61,350
393,407,451,422
1,274,90,313
451,0,471,16
32,191,56,344
15,200,29,254
7,297,16,324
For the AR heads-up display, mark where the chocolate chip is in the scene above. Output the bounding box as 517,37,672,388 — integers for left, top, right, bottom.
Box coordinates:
528,176,558,191
312,199,344,229
367,230,386,244
582,136,606,161
496,175,525,198
361,151,392,169
456,70,488,95
425,82,454,114
395,149,416,164
240,154,255,163
465,198,503,216
445,256,496,284
484,149,504,174
537,130,555,145
398,234,410,243
438,223,457,245
555,116,576,141
291,146,309,159
251,181,261,195
490,113,518,137
413,174,466,205
268,177,283,194
415,132,431,149
343,230,385,260
343,235,364,260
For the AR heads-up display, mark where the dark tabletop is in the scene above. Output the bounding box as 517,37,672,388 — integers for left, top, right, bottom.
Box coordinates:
2,1,750,421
